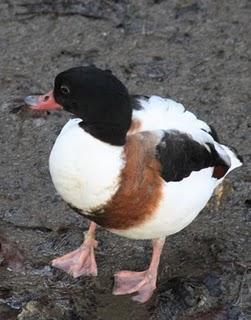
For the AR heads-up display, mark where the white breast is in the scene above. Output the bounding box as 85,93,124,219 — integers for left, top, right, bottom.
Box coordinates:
49,118,124,211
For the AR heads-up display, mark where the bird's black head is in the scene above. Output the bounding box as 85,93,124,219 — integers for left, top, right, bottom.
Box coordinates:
25,66,132,146
54,66,132,145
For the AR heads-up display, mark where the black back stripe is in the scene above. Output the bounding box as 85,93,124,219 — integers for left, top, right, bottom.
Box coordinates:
202,124,220,142
130,95,148,110
156,131,229,182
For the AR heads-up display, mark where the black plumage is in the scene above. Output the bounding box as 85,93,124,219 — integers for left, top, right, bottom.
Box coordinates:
156,130,229,182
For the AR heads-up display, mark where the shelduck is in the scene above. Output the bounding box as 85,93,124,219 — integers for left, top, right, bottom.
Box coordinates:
25,66,242,303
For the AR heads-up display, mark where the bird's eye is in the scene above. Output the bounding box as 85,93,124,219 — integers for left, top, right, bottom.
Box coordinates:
60,85,70,95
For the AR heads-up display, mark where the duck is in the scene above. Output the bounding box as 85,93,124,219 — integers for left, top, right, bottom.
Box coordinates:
24,66,242,303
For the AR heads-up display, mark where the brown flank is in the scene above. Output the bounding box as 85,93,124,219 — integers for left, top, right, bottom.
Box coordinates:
88,132,164,230
212,165,228,179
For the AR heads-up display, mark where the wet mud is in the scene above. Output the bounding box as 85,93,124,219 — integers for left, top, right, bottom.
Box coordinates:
0,0,250,319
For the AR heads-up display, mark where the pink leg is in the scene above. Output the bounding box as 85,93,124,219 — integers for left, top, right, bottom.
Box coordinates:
51,222,98,278
113,238,165,303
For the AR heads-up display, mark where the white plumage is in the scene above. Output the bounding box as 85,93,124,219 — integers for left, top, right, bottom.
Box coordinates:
49,118,124,212
26,66,243,303
49,96,242,239
133,96,241,173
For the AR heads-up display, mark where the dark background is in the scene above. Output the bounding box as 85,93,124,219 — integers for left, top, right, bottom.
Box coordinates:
0,1,250,319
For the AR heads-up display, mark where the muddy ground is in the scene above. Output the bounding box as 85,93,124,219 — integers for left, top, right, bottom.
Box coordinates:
0,0,250,319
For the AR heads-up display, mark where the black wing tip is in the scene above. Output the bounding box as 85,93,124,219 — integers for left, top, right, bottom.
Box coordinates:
202,124,220,142
156,131,241,182
228,145,244,164
207,126,244,164
236,153,244,164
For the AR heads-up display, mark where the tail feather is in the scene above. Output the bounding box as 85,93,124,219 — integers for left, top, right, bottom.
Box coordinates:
214,144,242,186
221,145,243,173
